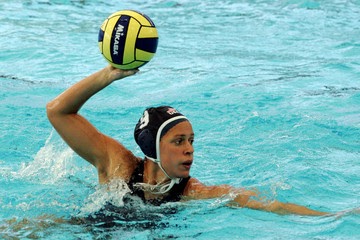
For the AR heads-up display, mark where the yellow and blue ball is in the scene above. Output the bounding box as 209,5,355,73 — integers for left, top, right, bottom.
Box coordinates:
98,10,158,70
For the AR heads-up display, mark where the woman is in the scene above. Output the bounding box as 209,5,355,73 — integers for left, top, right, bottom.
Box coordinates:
46,65,329,216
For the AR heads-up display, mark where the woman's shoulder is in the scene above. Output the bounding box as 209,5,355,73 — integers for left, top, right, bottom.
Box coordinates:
182,177,204,197
98,135,142,183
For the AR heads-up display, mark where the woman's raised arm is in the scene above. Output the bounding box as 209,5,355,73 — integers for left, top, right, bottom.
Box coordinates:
46,66,138,182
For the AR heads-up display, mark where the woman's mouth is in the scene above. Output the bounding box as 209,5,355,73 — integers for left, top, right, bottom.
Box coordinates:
182,160,193,169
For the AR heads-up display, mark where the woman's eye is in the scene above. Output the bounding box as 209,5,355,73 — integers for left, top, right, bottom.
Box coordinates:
173,137,194,145
174,139,183,145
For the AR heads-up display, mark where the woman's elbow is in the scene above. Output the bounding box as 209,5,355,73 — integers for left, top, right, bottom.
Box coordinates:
46,100,60,122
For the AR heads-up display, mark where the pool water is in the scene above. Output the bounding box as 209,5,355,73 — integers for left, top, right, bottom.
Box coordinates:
1,0,360,239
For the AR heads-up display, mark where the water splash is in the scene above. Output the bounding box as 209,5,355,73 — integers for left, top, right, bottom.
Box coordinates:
79,179,131,216
12,130,76,184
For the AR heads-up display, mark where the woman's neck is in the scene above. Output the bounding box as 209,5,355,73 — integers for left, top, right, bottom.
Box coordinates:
143,159,170,185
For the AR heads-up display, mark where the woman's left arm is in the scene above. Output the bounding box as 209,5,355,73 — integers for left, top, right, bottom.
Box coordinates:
184,178,329,216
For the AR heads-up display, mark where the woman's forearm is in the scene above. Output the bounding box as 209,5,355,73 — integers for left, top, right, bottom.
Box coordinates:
239,198,328,216
263,201,328,216
47,66,133,116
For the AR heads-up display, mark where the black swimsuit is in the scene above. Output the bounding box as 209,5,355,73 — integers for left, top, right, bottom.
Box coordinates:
82,161,191,226
128,160,191,206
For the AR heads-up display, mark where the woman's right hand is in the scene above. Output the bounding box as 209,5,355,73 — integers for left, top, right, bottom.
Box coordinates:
101,65,139,83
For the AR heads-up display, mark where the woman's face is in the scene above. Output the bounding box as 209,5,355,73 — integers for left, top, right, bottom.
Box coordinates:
159,121,194,179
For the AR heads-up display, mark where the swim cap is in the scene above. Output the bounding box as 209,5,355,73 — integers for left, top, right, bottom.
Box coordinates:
134,106,189,194
134,106,188,161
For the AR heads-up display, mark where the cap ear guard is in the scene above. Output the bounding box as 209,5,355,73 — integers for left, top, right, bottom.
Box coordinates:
136,129,157,160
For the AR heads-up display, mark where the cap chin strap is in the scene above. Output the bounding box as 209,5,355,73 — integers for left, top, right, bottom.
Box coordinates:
144,155,180,194
143,116,187,194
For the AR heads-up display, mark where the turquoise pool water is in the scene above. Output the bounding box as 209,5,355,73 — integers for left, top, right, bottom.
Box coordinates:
1,0,359,239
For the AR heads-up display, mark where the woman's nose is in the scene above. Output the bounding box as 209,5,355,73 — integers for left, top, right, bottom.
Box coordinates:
184,141,194,155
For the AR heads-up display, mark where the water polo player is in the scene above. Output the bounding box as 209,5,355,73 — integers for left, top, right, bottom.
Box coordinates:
46,65,330,216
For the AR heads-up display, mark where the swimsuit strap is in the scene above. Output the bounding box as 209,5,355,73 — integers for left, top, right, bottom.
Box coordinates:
128,161,146,201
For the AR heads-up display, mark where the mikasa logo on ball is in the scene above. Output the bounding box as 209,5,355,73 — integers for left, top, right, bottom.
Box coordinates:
113,24,124,55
